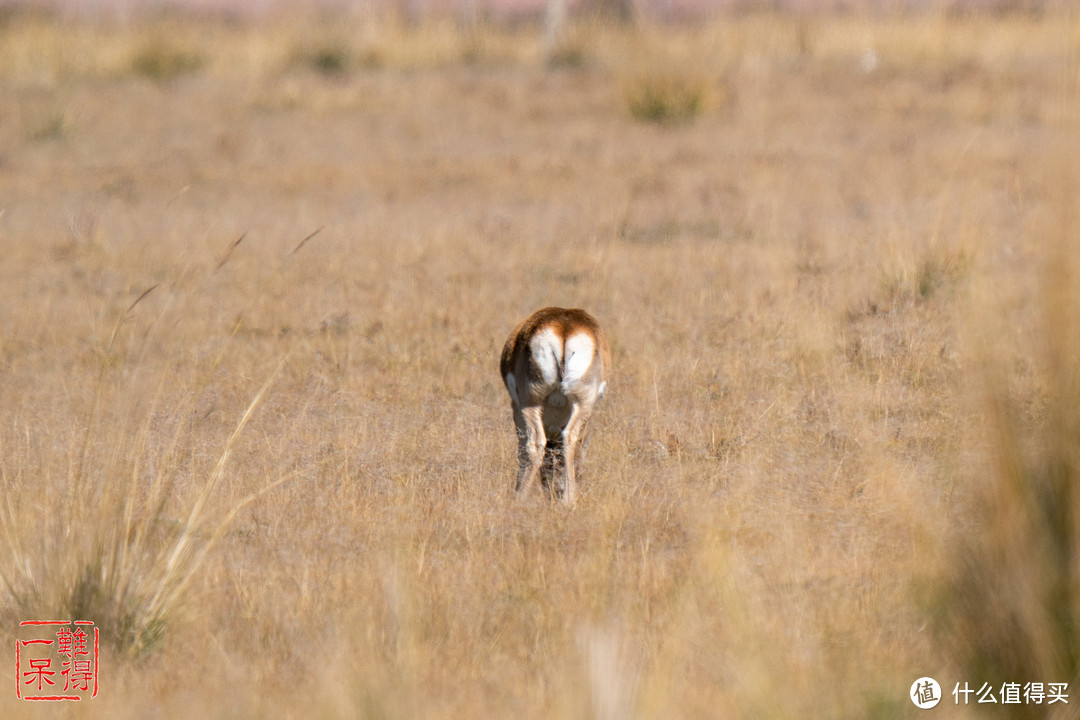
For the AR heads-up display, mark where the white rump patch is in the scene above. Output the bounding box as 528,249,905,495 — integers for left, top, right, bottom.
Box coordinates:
561,332,596,392
528,327,563,387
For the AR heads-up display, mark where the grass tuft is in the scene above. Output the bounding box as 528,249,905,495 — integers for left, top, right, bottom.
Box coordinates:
547,39,591,70
623,70,710,124
291,42,357,76
130,40,204,81
880,245,972,307
25,107,71,141
0,302,293,657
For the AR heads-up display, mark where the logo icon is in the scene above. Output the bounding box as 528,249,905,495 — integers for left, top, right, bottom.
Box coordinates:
911,677,942,709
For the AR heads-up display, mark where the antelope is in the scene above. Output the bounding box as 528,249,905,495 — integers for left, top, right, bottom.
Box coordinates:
500,307,610,506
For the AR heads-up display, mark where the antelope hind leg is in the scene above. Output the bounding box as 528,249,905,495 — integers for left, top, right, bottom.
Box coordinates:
515,405,546,499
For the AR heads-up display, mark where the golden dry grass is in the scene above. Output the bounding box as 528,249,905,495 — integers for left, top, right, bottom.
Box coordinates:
1,7,1079,719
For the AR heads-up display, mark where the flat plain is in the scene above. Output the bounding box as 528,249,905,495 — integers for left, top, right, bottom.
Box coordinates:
1,8,1079,718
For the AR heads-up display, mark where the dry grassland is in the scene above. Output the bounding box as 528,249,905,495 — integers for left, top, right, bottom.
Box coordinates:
1,7,1080,719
